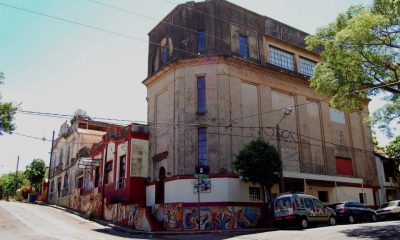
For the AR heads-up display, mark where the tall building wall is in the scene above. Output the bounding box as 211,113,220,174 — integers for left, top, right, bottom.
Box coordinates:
145,57,377,186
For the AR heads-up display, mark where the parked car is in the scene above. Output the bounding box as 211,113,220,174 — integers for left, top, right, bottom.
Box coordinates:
376,200,400,220
330,201,377,224
274,193,337,229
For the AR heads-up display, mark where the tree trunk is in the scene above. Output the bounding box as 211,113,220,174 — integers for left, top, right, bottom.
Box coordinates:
265,187,273,219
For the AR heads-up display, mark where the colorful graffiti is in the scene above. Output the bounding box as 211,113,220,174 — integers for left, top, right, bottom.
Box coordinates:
104,203,118,221
133,208,151,231
152,204,165,223
157,203,261,231
164,203,183,230
69,188,102,216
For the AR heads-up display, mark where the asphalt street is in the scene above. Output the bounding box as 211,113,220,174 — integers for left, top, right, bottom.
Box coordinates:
1,201,399,240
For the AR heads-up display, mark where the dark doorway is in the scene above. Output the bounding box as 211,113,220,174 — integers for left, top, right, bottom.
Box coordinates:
155,167,166,204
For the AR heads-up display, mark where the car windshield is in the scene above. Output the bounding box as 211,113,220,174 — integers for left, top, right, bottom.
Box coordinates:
380,202,396,208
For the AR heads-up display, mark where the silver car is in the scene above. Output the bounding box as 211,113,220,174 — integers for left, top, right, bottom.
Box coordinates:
376,200,400,220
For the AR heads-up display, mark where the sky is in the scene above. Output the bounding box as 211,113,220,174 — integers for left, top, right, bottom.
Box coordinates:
0,0,391,175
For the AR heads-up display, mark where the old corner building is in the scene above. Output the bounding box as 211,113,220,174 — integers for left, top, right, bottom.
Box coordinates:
143,0,380,230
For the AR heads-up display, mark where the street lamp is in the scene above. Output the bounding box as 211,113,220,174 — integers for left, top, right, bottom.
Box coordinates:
277,108,292,193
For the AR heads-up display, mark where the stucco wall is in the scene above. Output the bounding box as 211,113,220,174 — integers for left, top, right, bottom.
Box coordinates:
146,58,376,187
164,177,263,204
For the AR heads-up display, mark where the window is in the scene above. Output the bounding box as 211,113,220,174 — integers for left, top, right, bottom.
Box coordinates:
161,46,169,65
318,191,329,202
269,46,295,71
77,176,83,188
304,198,314,208
299,57,316,76
312,198,324,208
94,166,100,188
359,193,367,204
336,157,353,176
239,35,249,58
249,187,261,201
63,174,69,188
197,76,206,113
330,108,345,124
118,155,126,189
197,30,205,53
105,160,113,184
198,128,208,167
66,146,70,166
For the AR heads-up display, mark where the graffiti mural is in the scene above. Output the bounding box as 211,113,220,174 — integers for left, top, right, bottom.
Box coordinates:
156,203,261,231
70,188,80,210
152,204,165,223
104,202,118,221
133,208,151,231
69,188,102,216
164,203,183,230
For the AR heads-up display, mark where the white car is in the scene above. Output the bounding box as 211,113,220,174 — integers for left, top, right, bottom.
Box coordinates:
376,200,400,220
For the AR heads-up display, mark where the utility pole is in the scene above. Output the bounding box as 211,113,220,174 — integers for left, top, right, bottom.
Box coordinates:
197,167,203,232
46,130,55,203
276,124,284,193
14,155,19,196
276,108,292,194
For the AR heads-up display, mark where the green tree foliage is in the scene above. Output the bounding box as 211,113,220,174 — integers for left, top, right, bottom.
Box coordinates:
25,159,46,193
305,0,400,136
0,172,28,197
234,138,281,211
386,135,400,170
0,71,17,135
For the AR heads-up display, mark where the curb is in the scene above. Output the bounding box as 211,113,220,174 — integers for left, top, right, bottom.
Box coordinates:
40,203,276,236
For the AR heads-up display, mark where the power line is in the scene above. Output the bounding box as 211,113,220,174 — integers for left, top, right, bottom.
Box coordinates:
86,0,233,48
0,2,199,57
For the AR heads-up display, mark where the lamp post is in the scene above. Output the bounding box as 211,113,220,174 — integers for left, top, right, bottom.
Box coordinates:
277,108,292,193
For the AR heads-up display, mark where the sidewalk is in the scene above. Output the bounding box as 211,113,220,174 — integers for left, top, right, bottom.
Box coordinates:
41,202,275,236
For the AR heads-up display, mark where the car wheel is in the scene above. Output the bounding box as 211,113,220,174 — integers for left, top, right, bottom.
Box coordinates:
371,214,377,222
348,215,355,224
300,218,308,229
329,216,337,226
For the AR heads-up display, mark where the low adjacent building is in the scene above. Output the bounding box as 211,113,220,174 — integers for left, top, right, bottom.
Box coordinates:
48,116,121,207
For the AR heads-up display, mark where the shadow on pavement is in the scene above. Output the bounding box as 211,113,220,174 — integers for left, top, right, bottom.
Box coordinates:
339,222,400,240
157,230,269,240
93,228,159,239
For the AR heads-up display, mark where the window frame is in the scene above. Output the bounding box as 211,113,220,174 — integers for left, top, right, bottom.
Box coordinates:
198,127,208,168
299,56,316,77
197,76,207,114
249,187,261,201
268,45,295,71
239,34,249,59
197,30,206,54
161,46,169,65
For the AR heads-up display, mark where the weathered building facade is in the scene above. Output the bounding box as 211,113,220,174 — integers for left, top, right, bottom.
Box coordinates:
143,0,379,230
68,123,153,231
48,117,120,207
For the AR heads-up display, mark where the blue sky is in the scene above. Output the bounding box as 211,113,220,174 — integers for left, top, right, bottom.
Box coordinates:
1,0,386,174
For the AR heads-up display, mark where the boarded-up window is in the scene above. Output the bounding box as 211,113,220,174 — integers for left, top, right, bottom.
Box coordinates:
336,157,353,176
330,108,345,124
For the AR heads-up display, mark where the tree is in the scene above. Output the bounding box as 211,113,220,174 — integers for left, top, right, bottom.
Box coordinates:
386,135,400,170
0,172,28,197
25,159,46,193
305,0,400,137
233,138,281,215
0,71,17,135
